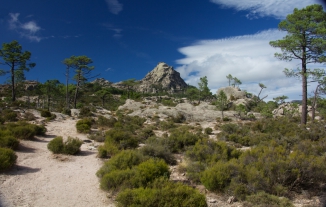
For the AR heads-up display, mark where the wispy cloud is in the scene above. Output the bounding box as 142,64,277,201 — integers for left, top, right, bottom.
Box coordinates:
210,0,318,19
105,0,123,15
175,29,320,101
8,13,42,42
102,23,123,39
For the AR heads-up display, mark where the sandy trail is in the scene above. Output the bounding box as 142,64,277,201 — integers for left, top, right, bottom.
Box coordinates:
0,114,113,207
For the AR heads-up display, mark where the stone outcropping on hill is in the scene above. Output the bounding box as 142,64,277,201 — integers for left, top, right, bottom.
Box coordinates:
118,99,239,122
216,86,247,100
91,78,113,87
137,62,187,93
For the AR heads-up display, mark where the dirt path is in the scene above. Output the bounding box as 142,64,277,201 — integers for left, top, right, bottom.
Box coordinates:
0,115,114,207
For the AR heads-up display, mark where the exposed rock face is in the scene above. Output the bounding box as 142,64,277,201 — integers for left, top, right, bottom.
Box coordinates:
216,86,246,100
91,78,113,87
137,62,187,93
119,99,241,122
24,80,39,90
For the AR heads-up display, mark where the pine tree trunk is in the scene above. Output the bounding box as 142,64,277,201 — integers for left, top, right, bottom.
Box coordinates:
11,65,15,102
301,59,307,125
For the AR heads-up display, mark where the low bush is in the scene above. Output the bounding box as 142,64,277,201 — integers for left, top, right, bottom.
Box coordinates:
47,136,64,153
40,110,52,117
161,99,177,107
10,125,36,140
170,113,186,123
116,178,207,207
96,115,117,128
2,122,46,140
78,106,92,118
166,126,206,153
88,131,105,142
76,118,92,133
204,127,213,135
134,158,170,187
0,147,17,171
0,134,19,149
2,109,18,122
243,192,293,207
105,128,139,149
62,108,71,116
63,137,83,155
47,136,83,155
23,112,36,121
97,150,147,178
140,138,176,165
137,126,155,140
99,158,170,192
159,120,175,130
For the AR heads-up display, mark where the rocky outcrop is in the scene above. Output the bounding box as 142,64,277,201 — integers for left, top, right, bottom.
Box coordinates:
91,78,113,87
24,80,39,90
216,86,246,100
137,62,187,93
119,99,241,122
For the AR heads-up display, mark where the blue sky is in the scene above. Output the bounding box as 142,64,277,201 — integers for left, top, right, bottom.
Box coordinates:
0,0,324,101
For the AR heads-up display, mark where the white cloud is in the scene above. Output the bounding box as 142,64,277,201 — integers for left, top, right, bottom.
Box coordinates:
175,29,322,101
105,0,123,15
8,13,42,42
21,21,40,33
210,0,318,19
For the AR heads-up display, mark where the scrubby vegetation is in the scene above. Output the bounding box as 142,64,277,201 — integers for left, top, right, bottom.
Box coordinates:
47,136,83,155
76,118,93,133
116,178,207,207
0,147,17,171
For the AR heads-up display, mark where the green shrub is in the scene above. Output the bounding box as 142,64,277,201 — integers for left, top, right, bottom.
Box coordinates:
0,147,17,171
88,131,105,142
62,108,71,116
41,110,52,117
10,125,35,140
222,117,231,122
96,115,117,128
140,138,176,165
161,99,177,107
100,168,134,191
47,136,64,153
0,135,19,149
243,192,293,207
0,117,5,124
133,158,170,187
204,127,213,135
170,113,186,123
46,113,56,121
76,118,92,133
200,161,233,192
105,128,139,149
32,124,47,136
23,112,36,121
97,140,119,158
2,110,18,122
97,150,147,178
159,120,175,130
78,106,92,117
166,126,205,153
2,122,46,140
116,178,207,207
137,126,155,140
63,137,83,155
47,136,82,155
220,123,239,134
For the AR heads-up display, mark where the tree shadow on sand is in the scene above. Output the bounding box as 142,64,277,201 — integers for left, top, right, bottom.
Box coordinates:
5,165,41,175
16,144,36,153
78,150,97,157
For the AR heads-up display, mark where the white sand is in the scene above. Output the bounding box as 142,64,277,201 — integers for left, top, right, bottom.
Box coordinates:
0,115,114,207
